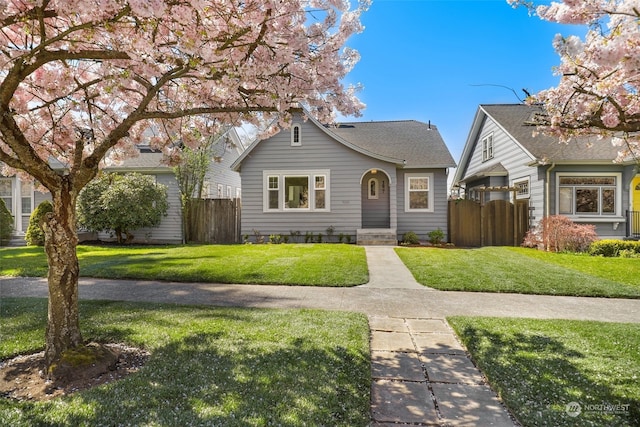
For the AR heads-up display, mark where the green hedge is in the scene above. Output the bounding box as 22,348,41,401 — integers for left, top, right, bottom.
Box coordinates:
0,198,13,246
589,239,640,257
25,200,53,246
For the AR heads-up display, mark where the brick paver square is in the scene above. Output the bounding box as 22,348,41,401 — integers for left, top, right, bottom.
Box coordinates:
431,383,515,426
371,331,415,352
421,354,485,384
371,351,425,381
371,379,439,424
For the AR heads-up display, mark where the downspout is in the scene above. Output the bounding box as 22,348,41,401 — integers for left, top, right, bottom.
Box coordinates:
545,163,556,251
545,163,556,219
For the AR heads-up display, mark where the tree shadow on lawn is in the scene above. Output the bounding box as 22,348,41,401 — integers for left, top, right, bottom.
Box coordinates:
456,325,639,426
3,302,370,426
10,332,370,427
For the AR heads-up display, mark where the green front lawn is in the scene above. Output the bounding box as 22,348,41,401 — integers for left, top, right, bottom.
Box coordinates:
0,244,368,286
396,246,640,298
0,298,371,426
448,317,639,426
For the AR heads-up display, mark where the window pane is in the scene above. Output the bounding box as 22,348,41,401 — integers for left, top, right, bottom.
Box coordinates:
21,198,31,214
268,176,278,189
315,190,325,209
560,177,615,185
409,177,429,190
285,176,308,208
576,188,598,213
0,180,11,197
268,190,279,209
559,187,573,214
602,189,615,213
410,192,429,209
315,176,325,189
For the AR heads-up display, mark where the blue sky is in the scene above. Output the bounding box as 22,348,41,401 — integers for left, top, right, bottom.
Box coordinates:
341,0,586,167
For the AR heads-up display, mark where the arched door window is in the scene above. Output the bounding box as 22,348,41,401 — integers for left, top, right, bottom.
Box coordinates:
368,178,378,199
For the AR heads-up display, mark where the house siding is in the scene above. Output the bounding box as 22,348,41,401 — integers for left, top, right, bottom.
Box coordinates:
462,113,545,230
95,172,183,244
204,141,243,199
238,119,398,239
396,168,449,240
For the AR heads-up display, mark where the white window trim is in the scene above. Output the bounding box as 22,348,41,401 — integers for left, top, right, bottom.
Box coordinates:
291,124,302,146
512,177,530,199
404,173,434,213
263,169,330,212
482,133,494,162
368,178,379,199
555,172,622,218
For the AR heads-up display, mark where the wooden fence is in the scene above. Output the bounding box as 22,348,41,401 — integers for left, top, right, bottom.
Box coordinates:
187,198,241,244
448,199,529,247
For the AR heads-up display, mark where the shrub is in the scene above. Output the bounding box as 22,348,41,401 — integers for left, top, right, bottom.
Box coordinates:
25,200,53,246
0,198,13,246
77,172,169,243
402,231,420,245
589,239,640,257
522,215,597,253
427,228,445,245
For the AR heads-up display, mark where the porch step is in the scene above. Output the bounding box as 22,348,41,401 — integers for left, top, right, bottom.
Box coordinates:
356,229,397,246
5,235,26,247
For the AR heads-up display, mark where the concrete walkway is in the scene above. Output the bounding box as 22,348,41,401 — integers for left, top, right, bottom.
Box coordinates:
2,246,640,426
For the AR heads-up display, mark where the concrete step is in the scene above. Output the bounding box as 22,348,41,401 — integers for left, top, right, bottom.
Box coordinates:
357,229,397,246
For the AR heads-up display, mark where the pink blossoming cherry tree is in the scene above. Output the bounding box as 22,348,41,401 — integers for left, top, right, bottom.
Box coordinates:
510,0,640,161
0,0,367,374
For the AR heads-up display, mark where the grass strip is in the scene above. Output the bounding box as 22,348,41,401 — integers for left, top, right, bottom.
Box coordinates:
396,246,640,298
0,297,371,426
0,244,368,286
448,317,639,426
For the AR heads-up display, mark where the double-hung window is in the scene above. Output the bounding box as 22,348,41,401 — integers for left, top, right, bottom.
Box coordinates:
513,178,530,199
405,173,434,212
557,174,620,216
264,170,329,212
482,134,494,161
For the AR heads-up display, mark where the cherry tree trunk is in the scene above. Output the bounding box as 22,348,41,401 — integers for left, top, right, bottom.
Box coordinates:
42,181,83,370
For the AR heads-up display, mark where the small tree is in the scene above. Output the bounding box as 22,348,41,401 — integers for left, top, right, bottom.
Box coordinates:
77,173,169,244
522,215,598,253
0,198,13,246
25,200,54,246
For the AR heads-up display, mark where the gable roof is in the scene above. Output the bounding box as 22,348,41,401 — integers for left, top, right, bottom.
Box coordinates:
454,104,623,185
480,104,621,162
232,112,456,171
328,120,456,168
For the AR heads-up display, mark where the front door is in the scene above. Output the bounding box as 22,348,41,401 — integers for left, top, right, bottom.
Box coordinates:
361,170,390,228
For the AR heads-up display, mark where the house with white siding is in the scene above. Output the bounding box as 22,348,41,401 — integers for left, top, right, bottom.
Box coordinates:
231,109,456,244
453,104,640,239
1,127,244,245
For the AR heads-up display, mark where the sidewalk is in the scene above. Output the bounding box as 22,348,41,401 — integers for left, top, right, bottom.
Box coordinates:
2,246,640,426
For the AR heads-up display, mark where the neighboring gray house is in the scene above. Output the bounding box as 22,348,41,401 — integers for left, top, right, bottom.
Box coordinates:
231,109,456,244
1,127,244,244
453,103,640,239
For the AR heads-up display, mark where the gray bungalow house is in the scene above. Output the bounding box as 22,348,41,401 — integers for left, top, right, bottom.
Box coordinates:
453,104,640,239
231,110,456,244
1,127,244,244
